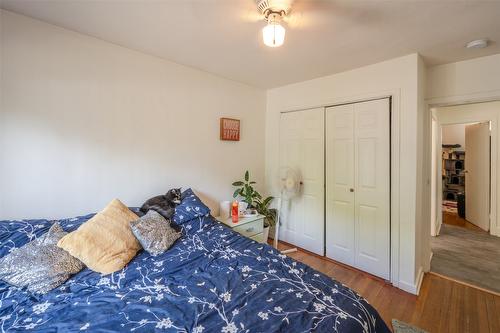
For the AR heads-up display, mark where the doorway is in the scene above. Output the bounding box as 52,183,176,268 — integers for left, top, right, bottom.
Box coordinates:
429,101,500,295
441,122,490,232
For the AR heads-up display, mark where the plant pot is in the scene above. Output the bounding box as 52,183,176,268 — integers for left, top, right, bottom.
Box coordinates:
264,216,276,239
268,225,276,240
263,226,270,243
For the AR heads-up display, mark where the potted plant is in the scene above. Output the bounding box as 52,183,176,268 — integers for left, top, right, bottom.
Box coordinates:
254,196,276,242
232,171,260,208
232,170,275,242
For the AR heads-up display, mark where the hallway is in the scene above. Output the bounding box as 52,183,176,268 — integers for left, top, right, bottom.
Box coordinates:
431,215,500,294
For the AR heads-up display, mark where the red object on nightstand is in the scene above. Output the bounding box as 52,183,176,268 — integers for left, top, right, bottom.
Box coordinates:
231,201,239,223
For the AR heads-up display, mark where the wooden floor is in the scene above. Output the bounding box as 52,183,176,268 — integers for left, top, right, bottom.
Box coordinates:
276,242,500,333
442,211,486,232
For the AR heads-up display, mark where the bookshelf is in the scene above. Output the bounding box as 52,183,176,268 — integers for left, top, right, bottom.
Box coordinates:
442,148,465,202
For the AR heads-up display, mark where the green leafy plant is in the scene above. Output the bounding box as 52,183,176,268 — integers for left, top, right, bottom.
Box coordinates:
254,196,277,228
232,170,261,207
232,170,275,227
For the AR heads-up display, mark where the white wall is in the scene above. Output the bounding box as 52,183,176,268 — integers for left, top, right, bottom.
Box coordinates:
427,53,500,104
266,54,423,294
442,124,466,149
0,10,266,220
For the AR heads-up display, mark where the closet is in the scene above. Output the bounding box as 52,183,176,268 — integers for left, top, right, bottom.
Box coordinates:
278,98,391,279
279,108,324,256
325,98,390,279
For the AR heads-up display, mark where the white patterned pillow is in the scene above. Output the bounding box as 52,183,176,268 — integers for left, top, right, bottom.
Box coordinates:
0,222,84,294
130,210,181,256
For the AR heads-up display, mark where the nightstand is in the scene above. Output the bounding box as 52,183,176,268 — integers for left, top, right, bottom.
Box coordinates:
218,214,266,243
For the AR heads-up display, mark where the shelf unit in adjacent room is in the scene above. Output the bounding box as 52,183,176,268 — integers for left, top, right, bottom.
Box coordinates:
442,148,465,203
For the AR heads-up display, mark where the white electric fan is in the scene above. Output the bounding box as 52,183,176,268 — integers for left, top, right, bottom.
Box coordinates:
273,167,301,254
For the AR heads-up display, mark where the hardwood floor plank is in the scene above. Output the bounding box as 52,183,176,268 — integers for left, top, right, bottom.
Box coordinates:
487,295,500,332
419,278,442,332
355,275,385,304
436,279,455,333
449,283,466,333
485,293,500,333
475,289,490,333
409,272,431,325
464,286,479,332
443,211,486,232
433,276,454,333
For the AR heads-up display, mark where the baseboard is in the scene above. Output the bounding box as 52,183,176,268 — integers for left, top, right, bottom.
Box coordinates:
436,221,442,236
398,267,424,295
425,252,433,272
415,267,424,294
491,226,500,238
276,239,425,295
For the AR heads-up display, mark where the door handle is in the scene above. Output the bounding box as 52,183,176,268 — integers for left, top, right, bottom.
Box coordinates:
246,227,255,232
349,188,354,192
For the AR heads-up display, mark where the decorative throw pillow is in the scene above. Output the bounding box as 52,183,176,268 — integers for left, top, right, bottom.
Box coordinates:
130,210,181,256
57,199,141,274
0,222,84,294
172,188,211,225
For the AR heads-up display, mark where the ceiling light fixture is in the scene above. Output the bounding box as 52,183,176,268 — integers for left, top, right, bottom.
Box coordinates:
262,9,286,47
466,39,489,49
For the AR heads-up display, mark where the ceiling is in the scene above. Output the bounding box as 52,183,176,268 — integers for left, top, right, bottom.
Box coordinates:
2,0,500,89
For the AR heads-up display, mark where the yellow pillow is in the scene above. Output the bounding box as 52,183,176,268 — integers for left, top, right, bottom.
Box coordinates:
57,199,141,274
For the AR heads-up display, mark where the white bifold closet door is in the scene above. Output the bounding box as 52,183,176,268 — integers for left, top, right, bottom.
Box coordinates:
325,98,390,280
279,108,324,255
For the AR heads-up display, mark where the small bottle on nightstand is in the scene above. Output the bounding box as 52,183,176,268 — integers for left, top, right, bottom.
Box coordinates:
231,201,239,223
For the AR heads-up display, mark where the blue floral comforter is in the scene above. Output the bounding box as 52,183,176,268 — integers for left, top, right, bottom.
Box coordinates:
0,213,390,332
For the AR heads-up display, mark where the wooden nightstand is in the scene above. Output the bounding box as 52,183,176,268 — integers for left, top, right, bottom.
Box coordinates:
217,214,266,243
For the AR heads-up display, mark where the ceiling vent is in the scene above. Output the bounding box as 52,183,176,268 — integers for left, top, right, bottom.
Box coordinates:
466,39,489,49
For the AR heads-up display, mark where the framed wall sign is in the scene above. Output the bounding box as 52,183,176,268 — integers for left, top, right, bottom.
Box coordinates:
220,118,240,141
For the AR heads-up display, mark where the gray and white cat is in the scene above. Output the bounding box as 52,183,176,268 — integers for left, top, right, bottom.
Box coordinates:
140,188,181,220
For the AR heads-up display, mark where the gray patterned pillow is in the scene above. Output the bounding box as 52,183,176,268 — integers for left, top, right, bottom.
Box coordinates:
130,210,181,256
0,222,84,294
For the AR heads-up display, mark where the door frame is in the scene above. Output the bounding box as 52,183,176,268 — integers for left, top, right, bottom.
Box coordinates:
434,116,494,235
430,115,439,236
278,90,399,288
424,92,500,273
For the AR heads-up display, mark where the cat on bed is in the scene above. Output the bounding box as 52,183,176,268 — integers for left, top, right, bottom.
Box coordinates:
140,188,181,220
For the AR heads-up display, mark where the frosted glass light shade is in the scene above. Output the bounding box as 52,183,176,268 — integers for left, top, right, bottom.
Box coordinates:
262,22,285,47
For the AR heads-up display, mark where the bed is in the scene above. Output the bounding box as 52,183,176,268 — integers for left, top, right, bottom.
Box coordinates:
0,208,390,332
